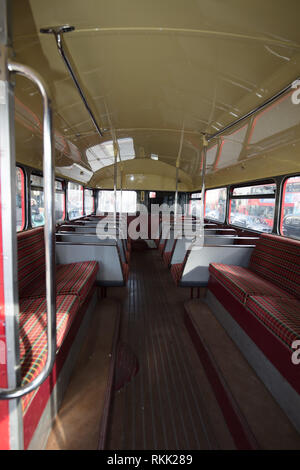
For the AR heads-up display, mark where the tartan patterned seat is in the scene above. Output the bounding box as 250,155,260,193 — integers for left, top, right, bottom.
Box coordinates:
209,263,290,304
163,251,172,267
20,261,99,305
249,233,300,299
171,263,184,286
246,295,300,350
18,229,99,304
19,294,80,413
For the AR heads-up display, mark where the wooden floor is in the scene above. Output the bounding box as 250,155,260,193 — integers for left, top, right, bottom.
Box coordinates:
107,248,236,450
46,298,120,450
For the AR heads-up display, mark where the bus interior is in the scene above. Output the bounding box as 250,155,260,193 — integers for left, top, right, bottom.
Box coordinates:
0,0,300,452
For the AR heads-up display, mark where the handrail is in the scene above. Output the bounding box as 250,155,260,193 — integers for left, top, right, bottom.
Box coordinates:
0,61,56,400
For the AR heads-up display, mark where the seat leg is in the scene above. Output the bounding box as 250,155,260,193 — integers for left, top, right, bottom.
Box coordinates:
190,287,193,299
197,287,200,298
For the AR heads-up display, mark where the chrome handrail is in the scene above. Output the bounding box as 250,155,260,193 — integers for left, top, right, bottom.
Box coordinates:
0,61,56,399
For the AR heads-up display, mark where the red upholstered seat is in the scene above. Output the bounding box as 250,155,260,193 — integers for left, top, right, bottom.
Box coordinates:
20,261,99,304
249,233,300,299
19,294,80,413
246,295,300,350
209,263,290,304
171,263,184,286
122,262,129,283
17,227,45,298
163,251,172,267
158,243,165,255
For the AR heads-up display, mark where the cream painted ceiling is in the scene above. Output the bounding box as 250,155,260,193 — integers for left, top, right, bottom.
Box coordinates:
12,0,300,190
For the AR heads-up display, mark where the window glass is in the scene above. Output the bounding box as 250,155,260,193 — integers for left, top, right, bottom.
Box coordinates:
84,189,94,215
67,182,83,220
97,190,137,213
204,188,227,222
229,183,275,232
31,174,44,227
232,183,276,196
55,192,65,222
281,176,300,240
16,167,25,231
188,193,202,217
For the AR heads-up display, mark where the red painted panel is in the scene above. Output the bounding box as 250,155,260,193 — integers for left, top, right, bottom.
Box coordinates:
0,196,10,450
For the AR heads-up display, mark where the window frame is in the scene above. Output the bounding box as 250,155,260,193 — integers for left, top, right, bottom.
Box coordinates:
55,179,66,223
228,179,277,233
84,188,94,216
67,181,84,220
30,171,45,228
204,186,227,223
16,166,26,232
279,173,300,240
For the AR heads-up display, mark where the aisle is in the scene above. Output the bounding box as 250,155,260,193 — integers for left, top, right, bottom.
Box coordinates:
107,248,235,450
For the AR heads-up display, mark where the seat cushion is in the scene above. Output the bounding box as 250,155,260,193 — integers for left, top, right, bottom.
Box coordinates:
209,263,291,304
20,261,99,304
246,295,300,350
19,294,80,413
249,233,300,299
55,261,98,302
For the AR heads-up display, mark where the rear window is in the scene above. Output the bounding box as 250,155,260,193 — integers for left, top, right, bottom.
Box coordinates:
204,187,227,222
97,190,137,213
16,167,25,231
281,176,300,240
67,182,83,220
229,183,276,232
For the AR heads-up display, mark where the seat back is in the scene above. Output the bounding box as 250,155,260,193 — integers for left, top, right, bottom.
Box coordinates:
17,227,45,297
249,233,300,299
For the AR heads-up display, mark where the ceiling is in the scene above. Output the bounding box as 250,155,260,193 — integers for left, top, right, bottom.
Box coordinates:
12,0,300,190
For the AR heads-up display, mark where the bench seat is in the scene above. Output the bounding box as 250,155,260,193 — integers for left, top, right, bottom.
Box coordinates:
20,294,80,413
20,261,99,304
246,295,300,350
209,263,290,304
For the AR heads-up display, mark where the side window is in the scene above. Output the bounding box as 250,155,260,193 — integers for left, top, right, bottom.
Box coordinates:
205,187,227,222
30,174,44,227
16,167,25,231
84,189,94,216
281,176,300,240
55,180,65,222
67,182,83,220
229,182,276,232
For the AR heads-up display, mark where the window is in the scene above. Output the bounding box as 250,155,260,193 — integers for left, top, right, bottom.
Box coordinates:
30,174,44,227
229,182,276,232
55,180,65,222
205,187,227,222
97,190,137,213
67,182,83,220
188,192,202,217
281,176,300,240
84,189,94,216
16,167,25,231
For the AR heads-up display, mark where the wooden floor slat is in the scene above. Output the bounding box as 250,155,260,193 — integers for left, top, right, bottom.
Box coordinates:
107,249,236,450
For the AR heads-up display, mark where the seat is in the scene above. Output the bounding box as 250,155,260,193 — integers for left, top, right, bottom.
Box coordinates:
20,294,80,413
246,295,300,350
170,263,184,286
20,261,99,304
209,263,290,304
